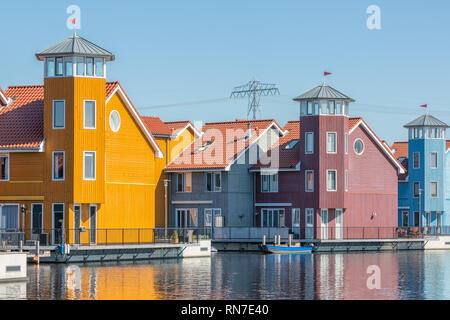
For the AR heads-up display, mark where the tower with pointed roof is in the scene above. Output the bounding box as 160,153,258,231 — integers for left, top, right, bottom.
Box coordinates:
293,83,354,239
400,113,449,230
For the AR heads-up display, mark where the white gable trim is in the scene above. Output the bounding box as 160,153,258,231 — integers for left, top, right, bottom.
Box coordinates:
171,123,202,139
350,119,405,174
106,85,164,158
0,90,11,106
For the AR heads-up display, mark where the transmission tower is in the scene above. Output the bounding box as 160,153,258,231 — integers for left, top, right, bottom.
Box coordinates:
230,79,280,120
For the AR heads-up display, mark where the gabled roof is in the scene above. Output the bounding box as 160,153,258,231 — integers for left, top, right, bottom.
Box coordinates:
404,114,449,128
0,81,163,157
36,34,115,61
141,116,173,136
165,120,202,138
391,141,408,159
293,83,354,102
251,121,300,170
164,119,284,171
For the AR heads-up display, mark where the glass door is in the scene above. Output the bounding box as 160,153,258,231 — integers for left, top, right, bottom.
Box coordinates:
89,205,97,245
321,209,328,240
74,205,81,245
335,209,343,239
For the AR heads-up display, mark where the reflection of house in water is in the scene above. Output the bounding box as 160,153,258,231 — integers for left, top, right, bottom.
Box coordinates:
423,251,450,299
314,253,400,300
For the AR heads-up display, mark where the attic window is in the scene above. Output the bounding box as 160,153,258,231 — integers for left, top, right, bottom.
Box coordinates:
284,139,299,150
398,157,406,163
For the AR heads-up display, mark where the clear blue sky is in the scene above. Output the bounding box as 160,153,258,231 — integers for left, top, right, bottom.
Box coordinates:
1,0,450,144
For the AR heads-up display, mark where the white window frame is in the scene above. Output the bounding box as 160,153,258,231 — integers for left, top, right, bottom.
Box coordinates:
261,208,285,227
175,208,198,228
292,208,300,227
305,170,314,192
413,181,420,198
430,182,438,198
402,211,409,227
83,100,97,129
176,172,192,193
52,100,65,129
89,204,98,244
353,138,364,155
52,151,65,181
430,152,438,169
326,132,337,154
205,172,222,192
261,173,278,193
305,132,314,154
0,153,10,181
345,133,348,154
83,151,96,181
413,152,420,169
327,170,337,192
345,170,348,192
31,203,44,234
51,203,65,245
73,204,82,244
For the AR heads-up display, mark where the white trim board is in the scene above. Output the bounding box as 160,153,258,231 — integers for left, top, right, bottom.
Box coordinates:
255,203,292,207
171,200,213,205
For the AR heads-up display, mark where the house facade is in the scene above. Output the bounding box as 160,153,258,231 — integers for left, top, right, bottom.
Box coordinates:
164,119,284,233
0,34,192,244
253,83,405,239
392,113,449,232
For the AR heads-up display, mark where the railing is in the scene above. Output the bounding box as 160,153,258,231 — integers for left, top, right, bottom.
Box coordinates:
297,226,450,240
0,228,211,247
213,227,290,241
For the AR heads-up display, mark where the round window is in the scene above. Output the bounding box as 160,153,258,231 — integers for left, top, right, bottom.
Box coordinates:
354,139,364,155
109,110,121,132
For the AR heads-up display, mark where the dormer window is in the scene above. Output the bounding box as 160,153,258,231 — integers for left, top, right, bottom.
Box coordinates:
284,139,299,150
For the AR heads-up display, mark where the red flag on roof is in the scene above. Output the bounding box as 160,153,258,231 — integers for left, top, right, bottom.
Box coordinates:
420,104,428,108
324,72,332,76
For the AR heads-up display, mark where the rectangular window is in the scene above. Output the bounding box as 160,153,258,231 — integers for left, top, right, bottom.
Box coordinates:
176,173,192,192
305,132,314,154
300,102,306,116
55,57,63,76
261,173,278,192
53,100,65,129
206,172,221,192
306,208,314,225
345,133,348,154
76,57,85,76
95,58,104,77
86,58,94,76
431,182,438,198
307,102,313,115
430,152,438,169
327,132,337,153
305,170,314,192
52,151,65,181
46,58,55,77
413,182,420,197
0,154,9,181
327,170,337,191
204,209,212,227
321,103,328,115
413,152,420,169
31,204,43,234
336,102,342,115
83,151,96,180
84,100,96,129
328,101,335,115
402,212,409,227
292,208,300,227
345,170,348,191
64,57,73,76
414,212,420,227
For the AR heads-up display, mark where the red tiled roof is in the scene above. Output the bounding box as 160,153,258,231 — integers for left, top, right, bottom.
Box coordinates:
349,117,362,130
165,119,283,171
391,141,408,159
141,116,172,136
165,120,195,135
253,121,300,169
398,158,408,181
1,85,44,149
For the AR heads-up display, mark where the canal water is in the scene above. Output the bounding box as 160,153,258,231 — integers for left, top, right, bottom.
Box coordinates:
1,250,449,300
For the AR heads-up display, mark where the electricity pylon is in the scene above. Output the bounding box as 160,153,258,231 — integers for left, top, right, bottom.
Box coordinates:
230,79,280,120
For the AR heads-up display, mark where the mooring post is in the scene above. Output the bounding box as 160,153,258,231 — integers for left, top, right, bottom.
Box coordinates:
262,235,266,245
274,235,277,245
288,234,292,247
278,235,281,245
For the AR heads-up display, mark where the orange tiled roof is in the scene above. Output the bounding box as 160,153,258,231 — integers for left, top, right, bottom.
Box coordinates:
349,117,362,130
141,116,172,136
253,121,300,169
165,119,283,171
391,141,408,159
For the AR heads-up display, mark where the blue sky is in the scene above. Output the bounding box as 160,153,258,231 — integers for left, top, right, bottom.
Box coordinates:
1,0,450,143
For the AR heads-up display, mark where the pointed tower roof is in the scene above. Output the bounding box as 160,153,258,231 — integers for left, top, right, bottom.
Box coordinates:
36,34,115,61
293,83,354,102
404,114,449,128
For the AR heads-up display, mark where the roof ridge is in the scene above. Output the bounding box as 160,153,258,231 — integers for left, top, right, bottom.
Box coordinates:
204,119,275,125
7,85,44,89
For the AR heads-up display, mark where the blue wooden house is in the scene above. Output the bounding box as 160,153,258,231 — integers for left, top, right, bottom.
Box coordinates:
392,113,449,233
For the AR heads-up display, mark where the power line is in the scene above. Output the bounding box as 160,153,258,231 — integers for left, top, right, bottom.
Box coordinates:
139,97,230,110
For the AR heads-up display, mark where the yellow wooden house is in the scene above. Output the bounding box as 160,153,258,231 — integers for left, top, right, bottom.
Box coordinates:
0,34,198,245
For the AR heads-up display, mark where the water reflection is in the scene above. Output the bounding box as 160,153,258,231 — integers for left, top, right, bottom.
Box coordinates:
11,251,450,300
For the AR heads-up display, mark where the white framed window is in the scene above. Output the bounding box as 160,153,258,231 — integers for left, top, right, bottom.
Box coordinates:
261,208,285,227
109,110,121,132
328,101,336,115
176,173,192,192
345,133,348,154
345,170,348,192
55,57,63,76
204,208,221,228
46,58,55,77
52,203,65,244
305,170,314,192
402,211,409,227
83,151,96,180
413,181,420,198
292,208,300,227
206,172,221,192
431,182,438,198
76,56,85,76
336,102,343,115
327,170,337,191
52,100,65,129
261,173,278,192
0,154,9,181
83,100,96,129
353,139,364,155
413,152,420,169
327,132,337,153
305,132,314,154
176,208,198,228
64,57,73,77
52,151,65,181
94,58,105,77
31,203,43,234
430,152,438,169
86,57,94,76
307,101,313,115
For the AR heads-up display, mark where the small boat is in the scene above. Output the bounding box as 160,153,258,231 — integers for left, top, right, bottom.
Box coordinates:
260,244,313,254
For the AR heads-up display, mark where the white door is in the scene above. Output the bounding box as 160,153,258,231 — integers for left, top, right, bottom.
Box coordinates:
321,209,328,240
305,208,314,239
335,209,343,239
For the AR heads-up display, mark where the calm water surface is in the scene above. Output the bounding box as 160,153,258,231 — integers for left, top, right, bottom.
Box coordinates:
1,250,449,300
